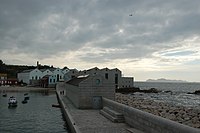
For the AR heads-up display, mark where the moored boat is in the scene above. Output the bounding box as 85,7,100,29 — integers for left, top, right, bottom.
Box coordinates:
2,93,7,97
24,96,30,100
24,93,30,100
22,99,28,104
8,96,17,108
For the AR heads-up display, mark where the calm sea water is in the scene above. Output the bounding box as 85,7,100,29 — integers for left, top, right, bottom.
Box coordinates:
134,82,200,108
0,92,69,133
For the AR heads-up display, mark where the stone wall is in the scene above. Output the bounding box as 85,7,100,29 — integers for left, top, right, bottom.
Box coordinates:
102,98,200,133
56,88,81,133
64,83,80,108
64,75,115,109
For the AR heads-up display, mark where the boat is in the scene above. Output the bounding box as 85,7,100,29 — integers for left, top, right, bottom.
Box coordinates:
2,93,7,97
8,96,17,108
24,96,30,100
24,93,30,100
22,99,28,104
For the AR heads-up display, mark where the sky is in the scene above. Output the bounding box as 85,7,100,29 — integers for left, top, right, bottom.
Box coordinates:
0,0,200,82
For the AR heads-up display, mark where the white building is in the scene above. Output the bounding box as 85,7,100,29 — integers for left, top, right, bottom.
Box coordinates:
17,68,43,85
18,67,70,86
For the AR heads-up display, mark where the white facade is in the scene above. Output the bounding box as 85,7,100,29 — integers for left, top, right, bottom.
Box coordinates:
18,70,31,84
52,68,65,82
17,69,43,84
18,68,68,85
41,69,53,77
30,69,43,80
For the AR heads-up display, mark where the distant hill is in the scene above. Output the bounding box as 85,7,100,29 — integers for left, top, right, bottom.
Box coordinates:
146,78,187,83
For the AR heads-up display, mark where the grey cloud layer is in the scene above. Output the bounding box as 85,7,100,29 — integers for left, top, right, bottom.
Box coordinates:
0,0,200,61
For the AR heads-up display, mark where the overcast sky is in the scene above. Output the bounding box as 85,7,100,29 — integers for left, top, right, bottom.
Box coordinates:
0,0,200,82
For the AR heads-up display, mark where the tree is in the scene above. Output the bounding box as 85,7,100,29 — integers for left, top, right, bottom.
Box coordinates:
0,59,3,66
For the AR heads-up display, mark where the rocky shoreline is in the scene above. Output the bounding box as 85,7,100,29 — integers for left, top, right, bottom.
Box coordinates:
115,93,200,128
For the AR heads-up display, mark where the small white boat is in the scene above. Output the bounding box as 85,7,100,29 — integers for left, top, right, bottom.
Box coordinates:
8,96,17,108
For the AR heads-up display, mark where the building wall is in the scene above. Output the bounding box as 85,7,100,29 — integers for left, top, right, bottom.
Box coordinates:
64,69,79,82
0,73,7,80
42,69,53,77
62,68,70,75
48,75,56,85
29,69,43,81
64,74,115,109
17,72,30,84
53,68,65,82
79,67,122,89
64,83,80,108
120,77,134,88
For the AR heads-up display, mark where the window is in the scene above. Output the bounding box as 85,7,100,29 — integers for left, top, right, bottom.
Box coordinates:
50,79,52,83
115,74,118,84
96,79,100,85
35,76,38,80
53,79,55,83
32,77,34,80
57,74,59,81
105,73,108,79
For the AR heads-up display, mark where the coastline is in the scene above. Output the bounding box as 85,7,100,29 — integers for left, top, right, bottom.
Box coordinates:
115,93,200,129
0,86,55,92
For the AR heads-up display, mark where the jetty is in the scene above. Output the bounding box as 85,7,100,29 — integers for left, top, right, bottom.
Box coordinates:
56,85,142,133
56,78,200,133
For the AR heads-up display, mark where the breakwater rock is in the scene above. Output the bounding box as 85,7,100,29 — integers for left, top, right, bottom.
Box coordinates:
115,93,200,128
116,87,160,93
187,90,200,95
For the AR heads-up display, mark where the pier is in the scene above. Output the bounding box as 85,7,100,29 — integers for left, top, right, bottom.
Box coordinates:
56,75,200,133
56,86,143,133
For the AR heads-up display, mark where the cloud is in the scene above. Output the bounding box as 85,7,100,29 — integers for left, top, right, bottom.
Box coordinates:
0,0,200,81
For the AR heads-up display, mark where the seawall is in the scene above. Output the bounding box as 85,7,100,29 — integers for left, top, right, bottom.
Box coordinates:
103,97,200,133
56,82,200,133
56,91,81,133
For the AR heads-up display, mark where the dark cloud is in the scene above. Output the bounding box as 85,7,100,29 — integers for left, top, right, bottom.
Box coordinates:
0,0,200,62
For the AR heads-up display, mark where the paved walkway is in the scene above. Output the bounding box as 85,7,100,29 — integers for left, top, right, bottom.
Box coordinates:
60,95,143,133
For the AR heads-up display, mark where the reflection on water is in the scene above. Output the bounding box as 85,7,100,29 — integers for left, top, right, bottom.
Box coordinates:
0,92,68,133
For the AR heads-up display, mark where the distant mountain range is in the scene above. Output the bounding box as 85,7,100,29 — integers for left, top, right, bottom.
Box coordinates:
146,78,187,83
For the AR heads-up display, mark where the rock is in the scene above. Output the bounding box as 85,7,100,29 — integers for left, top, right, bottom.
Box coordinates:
194,90,200,95
140,88,160,93
187,90,200,95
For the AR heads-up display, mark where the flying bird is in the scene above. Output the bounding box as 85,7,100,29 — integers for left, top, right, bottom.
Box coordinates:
129,14,133,16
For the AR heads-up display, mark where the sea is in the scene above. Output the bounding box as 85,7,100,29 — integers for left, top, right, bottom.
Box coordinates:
134,82,200,109
0,92,69,133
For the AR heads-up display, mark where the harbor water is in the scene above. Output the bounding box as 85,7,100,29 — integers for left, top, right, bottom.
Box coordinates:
134,82,200,108
0,92,69,133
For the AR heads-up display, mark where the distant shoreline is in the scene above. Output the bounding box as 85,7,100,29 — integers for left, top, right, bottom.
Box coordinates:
0,86,55,92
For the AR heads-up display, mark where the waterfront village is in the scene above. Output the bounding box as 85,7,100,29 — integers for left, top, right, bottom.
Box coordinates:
0,61,134,89
1,61,200,133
